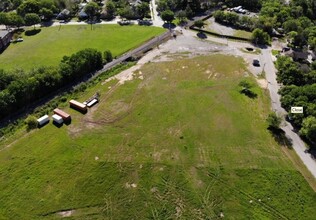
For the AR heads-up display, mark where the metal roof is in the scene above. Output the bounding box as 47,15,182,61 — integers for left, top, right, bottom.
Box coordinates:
0,30,9,39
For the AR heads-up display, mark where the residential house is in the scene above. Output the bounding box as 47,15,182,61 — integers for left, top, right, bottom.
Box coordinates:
0,30,11,52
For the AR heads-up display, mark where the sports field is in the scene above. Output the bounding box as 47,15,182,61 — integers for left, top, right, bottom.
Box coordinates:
0,24,164,70
0,55,315,219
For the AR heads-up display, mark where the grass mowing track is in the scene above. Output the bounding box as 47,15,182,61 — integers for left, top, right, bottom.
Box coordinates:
0,55,315,219
0,24,165,70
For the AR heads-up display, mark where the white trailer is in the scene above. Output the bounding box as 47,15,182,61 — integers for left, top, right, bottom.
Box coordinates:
52,114,63,124
87,98,98,107
37,115,49,126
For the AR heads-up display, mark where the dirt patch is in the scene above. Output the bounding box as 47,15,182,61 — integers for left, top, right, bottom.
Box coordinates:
257,79,268,89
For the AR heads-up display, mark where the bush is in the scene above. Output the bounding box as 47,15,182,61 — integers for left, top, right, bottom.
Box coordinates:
103,50,113,63
266,112,282,130
25,115,38,131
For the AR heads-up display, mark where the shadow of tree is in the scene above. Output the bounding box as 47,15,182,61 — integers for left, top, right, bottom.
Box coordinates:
25,29,41,36
252,43,268,49
41,20,54,27
162,23,176,29
268,127,293,148
197,32,207,39
240,89,257,99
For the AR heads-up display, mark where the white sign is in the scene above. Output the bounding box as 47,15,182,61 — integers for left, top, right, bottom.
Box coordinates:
291,107,303,114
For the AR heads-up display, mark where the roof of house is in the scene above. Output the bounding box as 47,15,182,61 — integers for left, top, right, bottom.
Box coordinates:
284,49,308,60
78,10,88,18
0,30,9,39
292,51,308,60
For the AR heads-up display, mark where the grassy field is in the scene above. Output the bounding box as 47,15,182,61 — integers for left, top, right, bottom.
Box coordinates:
0,24,164,70
0,55,315,219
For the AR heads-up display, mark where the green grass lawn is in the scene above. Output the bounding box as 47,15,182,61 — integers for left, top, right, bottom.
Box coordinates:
234,30,252,39
0,24,164,71
0,55,315,219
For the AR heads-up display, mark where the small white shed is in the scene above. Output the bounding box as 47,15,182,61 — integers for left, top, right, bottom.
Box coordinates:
52,114,63,124
37,115,49,126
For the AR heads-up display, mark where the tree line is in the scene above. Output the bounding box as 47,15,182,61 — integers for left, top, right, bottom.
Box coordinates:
276,56,316,144
0,48,111,120
0,0,151,26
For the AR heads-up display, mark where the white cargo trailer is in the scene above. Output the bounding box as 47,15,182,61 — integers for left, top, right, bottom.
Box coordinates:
37,115,49,126
87,98,98,107
52,114,63,124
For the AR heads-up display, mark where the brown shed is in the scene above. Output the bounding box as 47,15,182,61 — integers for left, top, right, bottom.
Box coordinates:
69,100,87,113
53,108,71,121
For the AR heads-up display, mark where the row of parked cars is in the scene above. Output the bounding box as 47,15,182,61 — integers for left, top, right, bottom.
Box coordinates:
227,6,249,14
117,19,153,26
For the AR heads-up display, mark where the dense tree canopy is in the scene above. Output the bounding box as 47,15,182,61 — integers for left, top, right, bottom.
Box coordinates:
161,10,174,23
84,2,100,20
24,13,40,28
300,116,316,143
0,48,104,120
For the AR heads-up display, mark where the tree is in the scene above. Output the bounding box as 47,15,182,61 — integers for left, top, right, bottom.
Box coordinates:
103,50,113,63
105,1,116,19
136,2,149,18
185,4,194,18
84,2,100,21
0,69,15,90
24,13,40,29
176,10,187,25
119,6,136,19
300,116,316,143
161,10,174,23
239,79,257,98
40,8,54,20
0,12,9,29
17,0,41,16
25,115,38,131
225,12,239,24
266,112,282,130
194,20,205,29
0,0,13,11
7,12,24,29
157,0,168,12
239,80,252,92
251,28,270,45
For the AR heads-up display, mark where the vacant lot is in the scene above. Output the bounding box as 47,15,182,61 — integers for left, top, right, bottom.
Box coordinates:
204,17,252,39
0,25,164,70
0,55,315,219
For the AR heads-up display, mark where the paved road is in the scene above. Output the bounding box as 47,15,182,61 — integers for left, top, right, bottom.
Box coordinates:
261,48,316,178
98,31,171,74
151,0,164,26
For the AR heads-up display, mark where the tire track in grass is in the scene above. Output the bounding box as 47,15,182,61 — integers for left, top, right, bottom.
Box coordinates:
207,171,289,219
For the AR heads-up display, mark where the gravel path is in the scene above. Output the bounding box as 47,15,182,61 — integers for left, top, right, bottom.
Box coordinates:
204,17,236,35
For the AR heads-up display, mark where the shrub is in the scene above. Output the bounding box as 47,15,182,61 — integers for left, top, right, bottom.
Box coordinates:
103,50,113,63
266,112,282,130
25,115,38,131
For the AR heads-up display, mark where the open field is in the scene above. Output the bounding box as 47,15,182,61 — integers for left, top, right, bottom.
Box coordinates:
0,25,164,70
0,55,315,219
